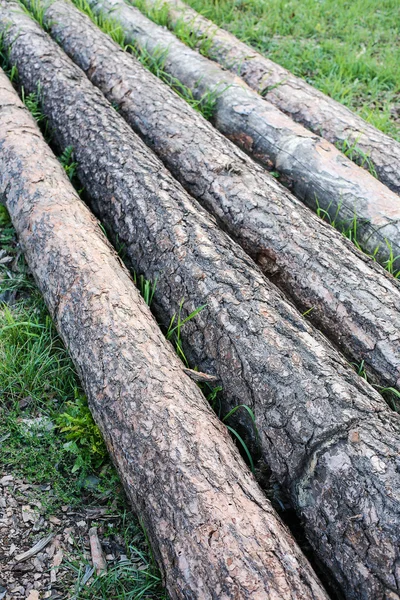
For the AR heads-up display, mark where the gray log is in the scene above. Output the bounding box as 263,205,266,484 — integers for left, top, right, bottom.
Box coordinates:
0,66,330,600
138,0,400,195
87,0,400,270
2,6,400,598
38,0,400,394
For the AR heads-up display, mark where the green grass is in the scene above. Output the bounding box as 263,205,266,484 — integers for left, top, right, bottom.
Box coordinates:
133,272,158,307
178,0,400,141
69,557,165,599
59,145,78,181
165,298,207,367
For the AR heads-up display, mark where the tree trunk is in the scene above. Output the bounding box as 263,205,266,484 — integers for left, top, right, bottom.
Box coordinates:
0,67,330,600
86,0,400,271
2,7,400,598
39,0,400,395
137,0,400,196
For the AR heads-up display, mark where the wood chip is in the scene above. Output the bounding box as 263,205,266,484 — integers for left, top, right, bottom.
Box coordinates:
0,255,13,264
52,549,63,567
9,543,17,556
46,542,56,559
21,505,36,523
0,475,14,486
76,520,86,528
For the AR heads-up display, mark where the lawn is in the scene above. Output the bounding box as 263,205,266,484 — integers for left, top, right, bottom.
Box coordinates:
186,0,400,140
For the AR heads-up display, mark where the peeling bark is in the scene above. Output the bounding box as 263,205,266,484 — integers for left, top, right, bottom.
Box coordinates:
0,67,331,600
38,0,400,395
138,0,400,196
2,7,400,598
86,0,400,270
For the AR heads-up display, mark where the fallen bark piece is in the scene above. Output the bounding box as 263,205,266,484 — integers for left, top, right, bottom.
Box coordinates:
14,534,54,563
39,0,400,394
88,527,107,575
3,7,400,598
138,0,400,195
182,367,219,383
0,67,329,600
87,0,400,270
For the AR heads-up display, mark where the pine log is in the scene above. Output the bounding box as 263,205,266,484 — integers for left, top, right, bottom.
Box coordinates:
2,7,400,598
0,66,331,600
136,0,400,196
86,0,400,270
38,0,400,394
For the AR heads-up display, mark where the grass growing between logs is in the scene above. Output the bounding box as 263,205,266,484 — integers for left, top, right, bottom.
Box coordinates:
351,359,400,412
0,207,166,598
148,0,400,141
315,199,400,279
75,0,222,120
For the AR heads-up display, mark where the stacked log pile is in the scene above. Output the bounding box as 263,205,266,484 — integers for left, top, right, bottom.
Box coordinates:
0,67,329,600
0,1,399,598
37,0,400,395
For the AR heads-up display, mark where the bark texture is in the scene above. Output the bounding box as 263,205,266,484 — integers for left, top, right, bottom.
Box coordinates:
40,0,400,394
0,66,331,600
138,0,400,195
87,0,400,270
2,8,400,598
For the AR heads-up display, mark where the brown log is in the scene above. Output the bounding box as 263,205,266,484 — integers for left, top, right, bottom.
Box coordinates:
39,0,400,394
87,0,400,271
137,0,400,196
2,7,400,598
0,66,330,600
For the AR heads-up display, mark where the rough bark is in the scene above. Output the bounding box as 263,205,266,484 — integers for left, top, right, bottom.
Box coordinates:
0,66,331,600
137,0,400,196
39,0,400,394
2,7,400,598
86,0,400,270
